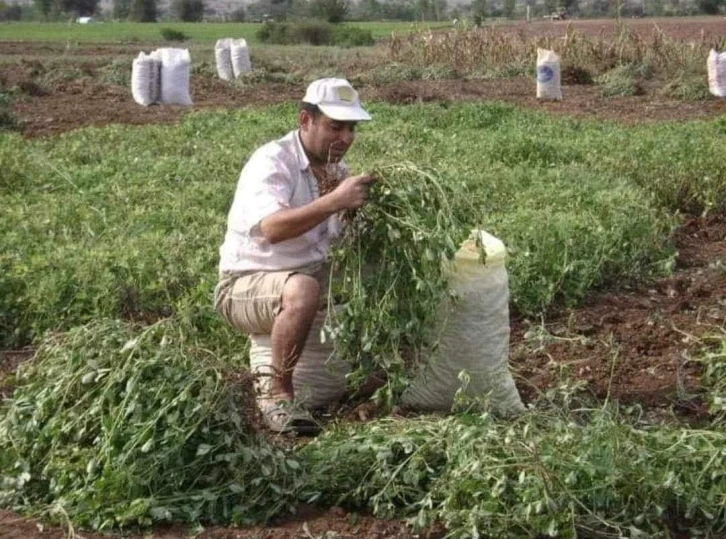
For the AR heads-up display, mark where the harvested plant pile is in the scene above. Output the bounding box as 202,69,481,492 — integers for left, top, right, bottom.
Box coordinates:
302,400,726,537
0,319,303,529
327,164,470,399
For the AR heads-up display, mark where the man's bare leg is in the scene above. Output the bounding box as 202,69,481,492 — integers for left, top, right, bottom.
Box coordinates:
267,273,320,403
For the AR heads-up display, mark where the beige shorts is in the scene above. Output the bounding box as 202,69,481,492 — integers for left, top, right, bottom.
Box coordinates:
214,263,327,335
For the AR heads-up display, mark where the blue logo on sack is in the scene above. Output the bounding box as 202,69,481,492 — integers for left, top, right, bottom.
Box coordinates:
537,66,554,83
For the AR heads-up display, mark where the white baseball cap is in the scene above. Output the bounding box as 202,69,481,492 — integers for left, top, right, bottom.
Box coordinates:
302,78,371,122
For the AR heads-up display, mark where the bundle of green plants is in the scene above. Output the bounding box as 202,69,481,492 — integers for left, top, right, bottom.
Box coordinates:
327,163,471,401
0,89,17,131
699,332,726,426
257,21,330,46
602,120,726,215
0,319,302,530
160,28,188,42
300,404,726,537
476,167,676,315
596,63,646,97
330,25,375,47
658,70,710,101
256,21,373,47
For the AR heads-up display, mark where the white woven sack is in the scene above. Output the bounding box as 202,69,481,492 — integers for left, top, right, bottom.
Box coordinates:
156,48,193,106
401,230,525,417
131,52,160,106
249,309,350,410
536,48,562,101
707,49,726,97
215,38,234,81
230,38,252,78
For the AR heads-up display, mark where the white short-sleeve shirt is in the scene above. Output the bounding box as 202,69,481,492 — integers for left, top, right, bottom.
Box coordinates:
219,130,346,274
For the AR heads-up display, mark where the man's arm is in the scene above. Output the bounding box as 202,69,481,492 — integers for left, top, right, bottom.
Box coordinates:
260,174,374,244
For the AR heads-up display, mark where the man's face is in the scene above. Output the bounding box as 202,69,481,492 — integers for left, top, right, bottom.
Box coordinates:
299,110,357,165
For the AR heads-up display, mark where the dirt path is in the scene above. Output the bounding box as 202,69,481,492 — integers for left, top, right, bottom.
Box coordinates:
7,76,726,138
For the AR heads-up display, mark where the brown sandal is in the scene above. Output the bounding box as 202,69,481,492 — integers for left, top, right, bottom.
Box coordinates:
260,401,320,435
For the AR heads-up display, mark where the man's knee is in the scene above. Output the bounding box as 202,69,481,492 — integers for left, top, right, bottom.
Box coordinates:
281,273,320,314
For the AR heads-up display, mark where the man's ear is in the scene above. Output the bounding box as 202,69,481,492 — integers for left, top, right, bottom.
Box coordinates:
299,109,311,131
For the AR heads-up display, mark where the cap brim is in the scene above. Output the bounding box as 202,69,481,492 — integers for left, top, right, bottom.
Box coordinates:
318,103,371,121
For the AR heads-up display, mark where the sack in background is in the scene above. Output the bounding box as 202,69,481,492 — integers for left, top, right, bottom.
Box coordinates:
401,230,525,417
536,48,562,101
231,38,252,78
707,49,726,97
131,52,161,107
157,48,193,106
215,38,234,81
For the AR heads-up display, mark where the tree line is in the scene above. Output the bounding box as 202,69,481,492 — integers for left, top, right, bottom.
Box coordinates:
0,0,723,23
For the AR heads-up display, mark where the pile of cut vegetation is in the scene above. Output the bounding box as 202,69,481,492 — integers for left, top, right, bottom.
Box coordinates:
0,319,303,530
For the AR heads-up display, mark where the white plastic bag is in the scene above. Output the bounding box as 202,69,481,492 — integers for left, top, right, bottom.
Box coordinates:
402,230,525,417
156,48,193,106
249,309,350,410
215,38,234,81
536,48,562,101
131,52,160,106
707,49,726,97
230,38,252,78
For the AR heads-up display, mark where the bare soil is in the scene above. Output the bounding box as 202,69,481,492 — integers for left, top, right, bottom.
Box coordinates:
2,17,726,538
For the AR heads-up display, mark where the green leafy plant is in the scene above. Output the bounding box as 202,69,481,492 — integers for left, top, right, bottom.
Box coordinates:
0,319,302,530
699,332,726,426
160,27,188,42
301,405,726,537
327,163,469,402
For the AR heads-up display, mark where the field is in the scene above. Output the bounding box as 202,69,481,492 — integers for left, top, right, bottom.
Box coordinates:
0,20,450,43
1,16,726,539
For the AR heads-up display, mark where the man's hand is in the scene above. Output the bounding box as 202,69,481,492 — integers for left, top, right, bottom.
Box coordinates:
330,174,375,211
259,173,374,245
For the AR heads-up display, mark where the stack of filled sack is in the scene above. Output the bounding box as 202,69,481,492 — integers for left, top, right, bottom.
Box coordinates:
214,38,252,81
131,48,193,106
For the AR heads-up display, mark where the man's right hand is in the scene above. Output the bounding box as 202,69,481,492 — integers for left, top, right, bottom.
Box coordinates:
331,174,375,211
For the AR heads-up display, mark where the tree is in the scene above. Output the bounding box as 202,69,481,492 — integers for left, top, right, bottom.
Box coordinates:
646,0,663,15
171,0,204,20
0,1,23,18
559,0,578,14
33,0,53,18
471,0,486,23
379,0,416,20
229,4,245,20
311,0,347,22
357,0,382,19
502,0,515,18
56,0,99,15
113,0,131,19
129,0,156,21
696,0,723,13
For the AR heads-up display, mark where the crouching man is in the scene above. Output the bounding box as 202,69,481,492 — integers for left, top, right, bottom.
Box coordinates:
214,78,374,434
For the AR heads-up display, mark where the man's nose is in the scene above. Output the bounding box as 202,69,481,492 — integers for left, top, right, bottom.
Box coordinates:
339,128,355,146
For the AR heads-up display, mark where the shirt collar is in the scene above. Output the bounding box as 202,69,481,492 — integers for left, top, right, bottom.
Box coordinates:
293,129,311,172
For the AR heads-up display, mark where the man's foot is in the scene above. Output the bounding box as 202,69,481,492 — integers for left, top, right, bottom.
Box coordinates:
260,400,320,435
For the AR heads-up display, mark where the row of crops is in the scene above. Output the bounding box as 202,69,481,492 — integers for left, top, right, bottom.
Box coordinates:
2,102,726,535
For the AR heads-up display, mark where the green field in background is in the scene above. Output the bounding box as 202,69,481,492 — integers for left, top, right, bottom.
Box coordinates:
0,21,449,44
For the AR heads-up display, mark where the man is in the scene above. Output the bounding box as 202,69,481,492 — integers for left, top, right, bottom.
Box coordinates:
215,78,373,433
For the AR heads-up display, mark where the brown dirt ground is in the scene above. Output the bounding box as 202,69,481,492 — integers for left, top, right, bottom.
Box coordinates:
2,17,726,538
